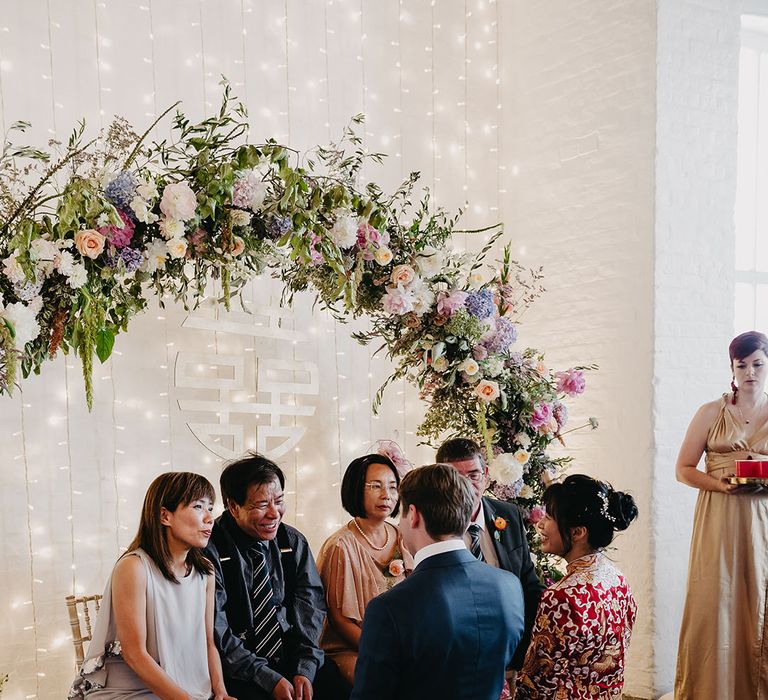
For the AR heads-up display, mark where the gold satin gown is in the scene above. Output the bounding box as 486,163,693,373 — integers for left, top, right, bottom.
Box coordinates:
675,395,768,699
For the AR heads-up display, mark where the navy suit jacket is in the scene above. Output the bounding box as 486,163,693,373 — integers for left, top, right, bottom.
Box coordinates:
351,548,525,700
481,497,545,668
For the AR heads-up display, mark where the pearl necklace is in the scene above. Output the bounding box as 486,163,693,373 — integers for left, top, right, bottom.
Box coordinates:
353,518,390,551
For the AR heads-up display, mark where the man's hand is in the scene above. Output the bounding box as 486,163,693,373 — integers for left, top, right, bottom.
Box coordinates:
293,675,313,700
271,678,294,700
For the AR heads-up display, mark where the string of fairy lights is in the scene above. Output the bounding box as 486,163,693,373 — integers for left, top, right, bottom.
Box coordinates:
0,1,504,695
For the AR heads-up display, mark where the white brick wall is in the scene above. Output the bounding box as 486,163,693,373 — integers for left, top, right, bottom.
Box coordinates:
654,0,741,696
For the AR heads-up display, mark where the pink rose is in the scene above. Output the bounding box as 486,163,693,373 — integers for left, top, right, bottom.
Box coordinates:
382,285,415,315
74,229,106,259
159,182,197,222
437,290,468,316
529,402,553,431
555,368,586,397
388,559,405,577
529,505,546,525
98,210,135,249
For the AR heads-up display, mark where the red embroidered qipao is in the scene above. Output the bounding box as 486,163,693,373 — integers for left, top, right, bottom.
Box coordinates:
516,553,636,699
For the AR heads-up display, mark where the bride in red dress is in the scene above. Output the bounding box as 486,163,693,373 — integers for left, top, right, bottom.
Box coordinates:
515,475,638,700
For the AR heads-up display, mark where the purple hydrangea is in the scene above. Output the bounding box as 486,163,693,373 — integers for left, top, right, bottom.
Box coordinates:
484,317,518,353
104,171,137,211
553,402,568,430
268,216,293,240
491,477,524,501
106,246,143,272
505,352,523,368
14,276,44,302
464,289,495,319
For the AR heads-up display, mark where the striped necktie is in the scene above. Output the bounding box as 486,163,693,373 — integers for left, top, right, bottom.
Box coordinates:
249,543,283,660
467,523,485,562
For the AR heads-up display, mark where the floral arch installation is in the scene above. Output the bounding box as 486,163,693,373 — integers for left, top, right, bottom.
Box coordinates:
0,86,594,579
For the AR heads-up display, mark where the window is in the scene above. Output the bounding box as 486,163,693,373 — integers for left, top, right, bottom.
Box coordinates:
735,15,768,333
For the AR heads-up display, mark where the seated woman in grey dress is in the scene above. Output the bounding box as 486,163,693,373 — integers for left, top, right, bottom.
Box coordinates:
69,472,235,700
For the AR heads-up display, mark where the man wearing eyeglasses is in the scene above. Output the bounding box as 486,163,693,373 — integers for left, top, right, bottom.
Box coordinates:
436,438,544,682
204,453,350,700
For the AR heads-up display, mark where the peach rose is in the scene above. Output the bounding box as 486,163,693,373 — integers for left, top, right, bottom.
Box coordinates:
390,264,416,287
74,229,106,259
230,236,246,257
474,379,500,403
388,559,405,577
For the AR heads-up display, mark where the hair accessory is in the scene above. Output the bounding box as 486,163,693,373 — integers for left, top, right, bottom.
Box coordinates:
375,439,413,477
597,490,617,523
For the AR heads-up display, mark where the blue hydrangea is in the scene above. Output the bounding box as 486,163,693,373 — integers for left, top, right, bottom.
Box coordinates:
104,171,137,211
106,246,143,272
464,289,495,319
485,317,519,353
268,216,293,240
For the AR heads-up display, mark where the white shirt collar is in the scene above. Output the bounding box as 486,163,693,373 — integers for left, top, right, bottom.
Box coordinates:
413,538,466,569
471,506,486,530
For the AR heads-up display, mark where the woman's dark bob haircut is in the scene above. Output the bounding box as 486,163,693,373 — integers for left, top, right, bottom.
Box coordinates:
340,454,400,519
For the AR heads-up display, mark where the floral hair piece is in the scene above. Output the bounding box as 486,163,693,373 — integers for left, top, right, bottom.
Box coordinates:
597,490,616,523
375,439,413,477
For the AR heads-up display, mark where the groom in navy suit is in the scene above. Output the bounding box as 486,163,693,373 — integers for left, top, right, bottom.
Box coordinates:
351,463,525,700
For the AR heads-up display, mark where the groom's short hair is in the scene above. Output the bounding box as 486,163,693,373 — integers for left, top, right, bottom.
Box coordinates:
399,464,474,538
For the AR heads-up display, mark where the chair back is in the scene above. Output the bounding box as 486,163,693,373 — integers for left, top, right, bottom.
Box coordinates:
65,594,102,669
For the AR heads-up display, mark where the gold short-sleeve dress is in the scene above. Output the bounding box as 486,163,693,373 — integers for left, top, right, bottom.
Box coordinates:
675,395,768,699
316,522,412,685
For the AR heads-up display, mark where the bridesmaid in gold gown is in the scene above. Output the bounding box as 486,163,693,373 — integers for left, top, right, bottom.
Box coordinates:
675,331,768,699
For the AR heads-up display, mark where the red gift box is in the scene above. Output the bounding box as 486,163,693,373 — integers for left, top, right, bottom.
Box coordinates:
735,460,768,477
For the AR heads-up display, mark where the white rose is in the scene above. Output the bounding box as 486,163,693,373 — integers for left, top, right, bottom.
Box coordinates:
432,356,449,373
329,211,358,249
374,247,393,266
514,432,531,449
166,237,188,259
458,358,480,376
159,218,186,240
488,453,524,486
519,484,534,499
416,245,445,278
231,209,251,228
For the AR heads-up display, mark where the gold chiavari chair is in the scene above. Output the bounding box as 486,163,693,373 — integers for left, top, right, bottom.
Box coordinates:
65,594,102,670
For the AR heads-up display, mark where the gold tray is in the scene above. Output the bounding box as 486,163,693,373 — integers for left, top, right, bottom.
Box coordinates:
728,476,768,485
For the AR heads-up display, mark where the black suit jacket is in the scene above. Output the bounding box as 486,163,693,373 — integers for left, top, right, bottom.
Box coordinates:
351,548,525,700
481,496,544,669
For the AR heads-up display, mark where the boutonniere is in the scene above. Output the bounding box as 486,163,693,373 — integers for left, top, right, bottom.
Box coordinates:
493,516,508,541
383,548,406,588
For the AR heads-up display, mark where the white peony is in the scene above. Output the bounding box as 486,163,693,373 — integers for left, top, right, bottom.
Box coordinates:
488,453,524,486
329,211,358,249
2,302,41,349
410,281,436,316
416,245,445,278
231,209,251,228
166,237,188,259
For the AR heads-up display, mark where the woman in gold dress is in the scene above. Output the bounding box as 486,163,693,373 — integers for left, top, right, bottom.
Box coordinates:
317,454,413,686
675,331,768,699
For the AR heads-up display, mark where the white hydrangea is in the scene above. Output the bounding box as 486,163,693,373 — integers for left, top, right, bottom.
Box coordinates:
3,252,27,284
484,357,505,378
488,453,524,486
2,302,41,349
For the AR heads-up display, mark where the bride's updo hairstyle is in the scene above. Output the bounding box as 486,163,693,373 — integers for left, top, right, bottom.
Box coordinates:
543,474,638,554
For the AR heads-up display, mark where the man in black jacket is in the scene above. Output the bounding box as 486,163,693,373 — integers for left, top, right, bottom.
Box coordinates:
436,438,545,679
204,453,349,700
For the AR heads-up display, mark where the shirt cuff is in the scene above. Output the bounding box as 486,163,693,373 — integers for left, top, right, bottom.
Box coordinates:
255,665,285,694
295,658,319,683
